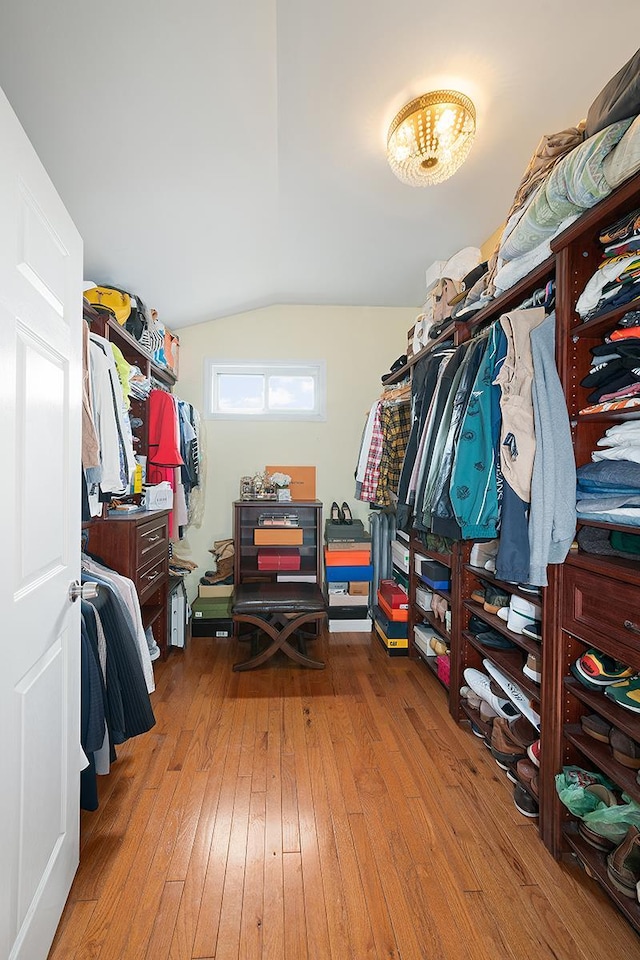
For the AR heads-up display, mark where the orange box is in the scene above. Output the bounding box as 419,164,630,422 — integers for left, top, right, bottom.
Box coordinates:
254,528,304,546
324,548,371,566
377,593,408,622
266,465,316,501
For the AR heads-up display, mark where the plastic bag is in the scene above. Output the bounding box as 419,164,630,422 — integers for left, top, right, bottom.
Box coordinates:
556,767,640,844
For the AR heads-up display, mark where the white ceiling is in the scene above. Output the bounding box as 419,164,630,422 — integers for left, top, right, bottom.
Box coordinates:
1,2,639,329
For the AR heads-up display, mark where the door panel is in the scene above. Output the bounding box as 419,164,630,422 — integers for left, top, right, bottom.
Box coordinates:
0,85,82,960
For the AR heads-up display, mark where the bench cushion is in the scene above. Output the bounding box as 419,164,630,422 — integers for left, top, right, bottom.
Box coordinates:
233,581,326,615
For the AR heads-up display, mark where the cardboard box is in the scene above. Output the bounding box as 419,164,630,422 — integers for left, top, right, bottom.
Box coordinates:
328,617,372,633
198,583,234,598
266,465,316,501
348,582,369,595
254,528,304,546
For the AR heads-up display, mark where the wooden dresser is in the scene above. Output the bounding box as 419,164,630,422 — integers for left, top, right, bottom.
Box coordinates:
87,509,170,658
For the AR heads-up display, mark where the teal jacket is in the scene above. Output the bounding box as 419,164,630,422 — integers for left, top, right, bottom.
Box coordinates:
449,323,505,539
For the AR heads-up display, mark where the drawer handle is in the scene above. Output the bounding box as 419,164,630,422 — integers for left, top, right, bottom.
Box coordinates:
144,571,161,583
624,619,640,635
145,534,161,543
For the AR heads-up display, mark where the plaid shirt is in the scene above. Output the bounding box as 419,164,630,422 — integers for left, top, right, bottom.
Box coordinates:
360,402,384,502
375,401,412,506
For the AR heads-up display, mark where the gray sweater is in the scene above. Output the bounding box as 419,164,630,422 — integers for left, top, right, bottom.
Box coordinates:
528,312,577,585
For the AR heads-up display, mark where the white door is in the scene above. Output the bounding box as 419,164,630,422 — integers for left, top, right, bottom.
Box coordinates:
0,87,83,959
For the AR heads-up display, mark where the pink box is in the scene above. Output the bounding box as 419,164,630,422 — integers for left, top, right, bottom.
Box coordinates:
436,654,450,687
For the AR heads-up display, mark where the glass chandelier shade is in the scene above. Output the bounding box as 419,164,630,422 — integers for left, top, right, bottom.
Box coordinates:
387,90,476,186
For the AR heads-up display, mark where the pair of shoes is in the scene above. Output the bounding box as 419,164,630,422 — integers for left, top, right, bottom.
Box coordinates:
578,784,621,851
521,620,543,642
330,501,354,524
523,652,542,683
571,649,636,691
429,636,448,656
580,713,640,768
515,758,539,799
513,783,539,818
469,539,499,572
483,659,541,729
527,739,541,767
483,585,510,615
490,718,529,769
463,668,520,720
607,826,640,898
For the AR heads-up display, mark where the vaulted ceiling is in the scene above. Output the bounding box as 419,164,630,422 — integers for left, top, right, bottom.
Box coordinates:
1,2,639,329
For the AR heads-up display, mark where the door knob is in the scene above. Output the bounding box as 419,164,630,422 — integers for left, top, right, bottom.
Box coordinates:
68,581,99,603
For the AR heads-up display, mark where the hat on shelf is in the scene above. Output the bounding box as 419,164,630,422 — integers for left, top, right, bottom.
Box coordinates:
381,354,408,383
448,261,489,306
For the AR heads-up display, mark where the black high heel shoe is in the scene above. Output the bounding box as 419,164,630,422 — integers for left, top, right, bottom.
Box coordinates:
330,501,342,523
341,501,353,524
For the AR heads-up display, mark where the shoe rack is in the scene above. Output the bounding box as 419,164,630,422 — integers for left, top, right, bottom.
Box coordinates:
542,173,640,930
387,170,640,933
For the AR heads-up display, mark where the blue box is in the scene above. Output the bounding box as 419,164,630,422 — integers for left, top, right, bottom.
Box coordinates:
325,564,373,582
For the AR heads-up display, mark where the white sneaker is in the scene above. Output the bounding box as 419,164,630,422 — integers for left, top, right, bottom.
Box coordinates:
463,668,520,720
482,659,540,730
470,539,499,570
507,595,541,635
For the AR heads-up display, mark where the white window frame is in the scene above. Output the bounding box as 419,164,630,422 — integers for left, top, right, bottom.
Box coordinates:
204,359,327,421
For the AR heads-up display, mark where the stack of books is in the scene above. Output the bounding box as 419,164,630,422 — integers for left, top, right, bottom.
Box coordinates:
324,519,373,632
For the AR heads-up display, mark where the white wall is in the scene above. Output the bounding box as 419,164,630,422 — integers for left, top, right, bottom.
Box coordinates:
174,303,414,597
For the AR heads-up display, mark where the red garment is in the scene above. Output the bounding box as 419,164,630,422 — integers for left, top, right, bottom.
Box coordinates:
148,390,183,467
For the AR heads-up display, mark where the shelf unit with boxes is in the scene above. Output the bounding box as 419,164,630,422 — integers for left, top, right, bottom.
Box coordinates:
540,173,640,928
233,499,323,585
324,517,374,633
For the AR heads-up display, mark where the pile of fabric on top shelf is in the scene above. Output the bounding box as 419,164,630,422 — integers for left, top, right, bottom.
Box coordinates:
577,436,640,525
576,206,640,322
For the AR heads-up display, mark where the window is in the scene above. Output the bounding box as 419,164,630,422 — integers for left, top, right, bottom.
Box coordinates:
204,360,326,421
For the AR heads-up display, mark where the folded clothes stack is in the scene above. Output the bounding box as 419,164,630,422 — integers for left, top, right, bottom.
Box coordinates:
576,206,640,322
576,458,640,525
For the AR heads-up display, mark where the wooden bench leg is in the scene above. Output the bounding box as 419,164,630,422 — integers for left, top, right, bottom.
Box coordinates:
233,612,326,671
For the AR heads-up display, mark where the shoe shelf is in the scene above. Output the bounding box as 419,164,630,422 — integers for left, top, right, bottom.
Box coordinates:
563,828,640,932
564,726,640,802
416,608,451,643
564,677,640,747
458,699,493,742
462,631,541,704
465,565,544,606
409,537,452,568
463,601,540,657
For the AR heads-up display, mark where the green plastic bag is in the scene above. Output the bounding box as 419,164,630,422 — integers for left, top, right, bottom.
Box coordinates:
555,767,640,844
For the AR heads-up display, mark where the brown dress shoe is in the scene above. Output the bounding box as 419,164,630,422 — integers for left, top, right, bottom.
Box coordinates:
490,719,528,769
607,825,640,897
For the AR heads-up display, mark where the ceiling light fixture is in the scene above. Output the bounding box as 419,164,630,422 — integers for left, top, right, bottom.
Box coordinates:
387,89,476,186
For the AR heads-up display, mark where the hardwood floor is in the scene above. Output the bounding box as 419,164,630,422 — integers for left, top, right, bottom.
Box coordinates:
49,630,639,960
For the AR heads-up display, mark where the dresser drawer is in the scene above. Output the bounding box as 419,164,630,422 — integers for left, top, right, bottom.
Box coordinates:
136,553,168,602
136,515,169,569
563,565,640,669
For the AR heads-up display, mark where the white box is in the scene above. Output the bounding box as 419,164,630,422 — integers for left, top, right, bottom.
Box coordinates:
143,481,173,510
329,617,372,633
